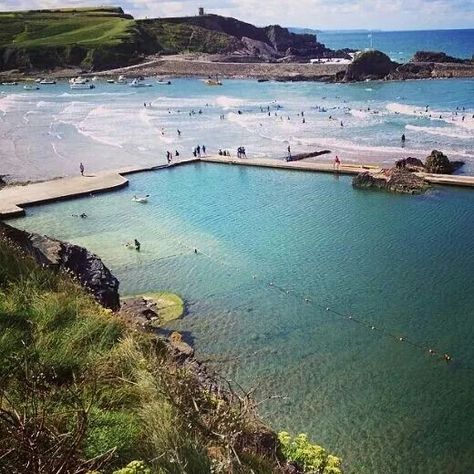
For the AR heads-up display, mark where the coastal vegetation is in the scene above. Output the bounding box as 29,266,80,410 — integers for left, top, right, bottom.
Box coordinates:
0,6,337,72
0,228,342,473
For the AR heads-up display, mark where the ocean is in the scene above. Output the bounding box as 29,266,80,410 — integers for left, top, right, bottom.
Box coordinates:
1,77,473,182
317,28,474,62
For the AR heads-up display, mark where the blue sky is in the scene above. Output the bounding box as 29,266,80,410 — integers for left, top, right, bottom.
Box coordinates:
1,0,473,30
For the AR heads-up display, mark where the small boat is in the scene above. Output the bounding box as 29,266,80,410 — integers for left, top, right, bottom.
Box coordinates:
1,82,18,86
23,85,40,90
91,76,99,81
156,80,172,85
129,78,152,88
203,75,222,86
40,79,56,85
117,75,127,84
132,194,149,203
69,76,89,84
204,79,222,86
70,82,95,90
107,79,115,83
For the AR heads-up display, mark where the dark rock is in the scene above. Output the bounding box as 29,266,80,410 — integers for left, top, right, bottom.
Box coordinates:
395,157,425,172
411,51,467,64
286,149,331,162
168,331,195,359
386,61,434,80
0,221,120,310
343,50,397,82
425,149,464,174
353,168,430,194
120,297,159,327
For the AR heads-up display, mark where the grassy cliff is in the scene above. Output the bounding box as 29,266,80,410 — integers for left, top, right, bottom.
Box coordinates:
0,7,239,71
0,237,271,472
0,7,147,71
0,6,336,72
0,232,343,473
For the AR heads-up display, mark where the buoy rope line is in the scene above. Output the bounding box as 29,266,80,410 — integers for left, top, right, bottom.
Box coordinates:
127,200,463,368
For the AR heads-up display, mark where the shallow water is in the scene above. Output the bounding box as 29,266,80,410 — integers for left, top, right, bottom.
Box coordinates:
1,78,473,182
9,163,474,474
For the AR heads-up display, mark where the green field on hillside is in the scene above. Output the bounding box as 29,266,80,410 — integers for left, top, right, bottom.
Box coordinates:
0,7,136,48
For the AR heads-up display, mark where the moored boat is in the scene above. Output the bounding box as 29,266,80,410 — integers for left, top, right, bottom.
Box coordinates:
70,83,95,90
1,82,18,86
129,78,152,88
203,76,222,86
69,76,95,89
23,85,40,90
39,79,56,85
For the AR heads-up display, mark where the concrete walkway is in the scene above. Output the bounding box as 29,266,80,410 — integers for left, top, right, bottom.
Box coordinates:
200,155,382,175
1,155,474,219
0,160,197,219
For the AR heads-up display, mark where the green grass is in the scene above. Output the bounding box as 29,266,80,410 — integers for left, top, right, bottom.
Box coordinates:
0,237,287,473
0,13,136,48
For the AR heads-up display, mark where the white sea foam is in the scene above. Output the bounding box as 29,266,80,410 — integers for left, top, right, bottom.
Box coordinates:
215,96,247,109
405,124,473,140
60,91,135,98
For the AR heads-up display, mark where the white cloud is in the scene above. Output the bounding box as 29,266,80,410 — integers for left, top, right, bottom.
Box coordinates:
0,0,473,29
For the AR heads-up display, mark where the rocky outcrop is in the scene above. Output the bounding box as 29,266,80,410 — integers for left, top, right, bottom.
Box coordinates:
395,152,464,175
154,14,339,61
425,150,451,173
0,221,120,310
395,157,425,172
120,297,161,326
343,50,397,82
424,149,464,174
353,168,430,194
411,51,469,64
385,52,474,81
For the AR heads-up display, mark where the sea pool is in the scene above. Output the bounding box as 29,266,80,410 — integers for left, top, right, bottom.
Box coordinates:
9,163,474,474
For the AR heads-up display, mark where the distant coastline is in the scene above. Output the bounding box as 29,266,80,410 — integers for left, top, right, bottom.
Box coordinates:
1,7,472,83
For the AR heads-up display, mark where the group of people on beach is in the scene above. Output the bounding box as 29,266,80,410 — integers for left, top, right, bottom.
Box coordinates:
193,145,206,157
166,150,180,163
237,147,247,158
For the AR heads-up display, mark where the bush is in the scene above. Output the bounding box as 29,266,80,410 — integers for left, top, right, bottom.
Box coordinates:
278,432,343,474
113,460,151,474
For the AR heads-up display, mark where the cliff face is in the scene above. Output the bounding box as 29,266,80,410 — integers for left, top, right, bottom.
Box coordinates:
0,221,120,310
160,14,336,60
0,8,342,72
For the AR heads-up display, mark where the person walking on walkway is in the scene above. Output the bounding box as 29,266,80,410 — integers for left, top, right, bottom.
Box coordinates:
334,155,341,172
80,162,84,176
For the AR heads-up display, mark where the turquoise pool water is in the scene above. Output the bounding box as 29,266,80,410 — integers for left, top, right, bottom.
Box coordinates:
9,163,474,473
